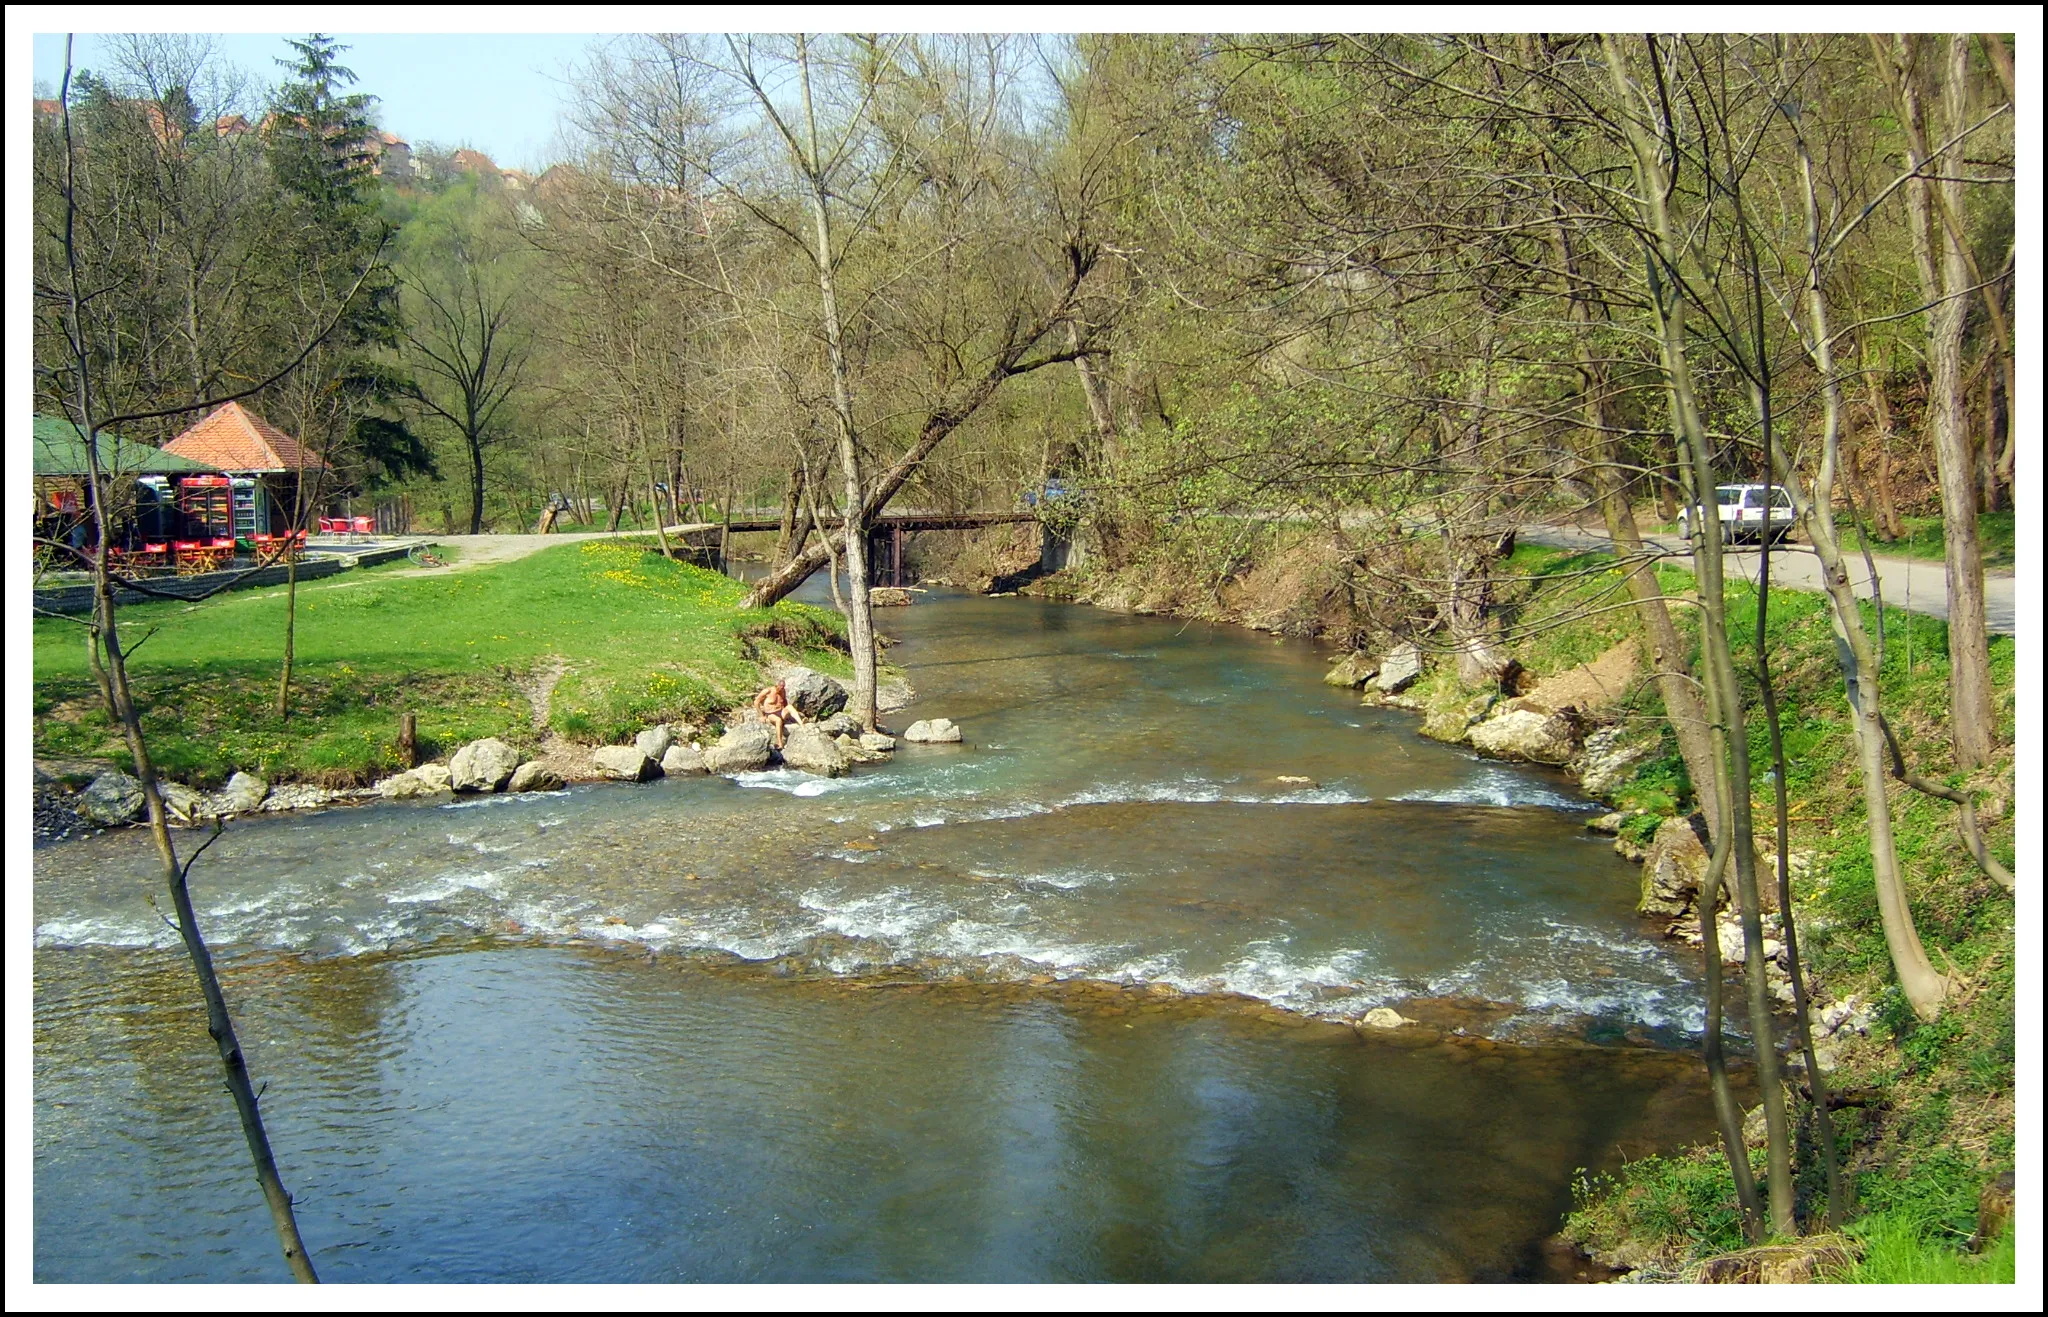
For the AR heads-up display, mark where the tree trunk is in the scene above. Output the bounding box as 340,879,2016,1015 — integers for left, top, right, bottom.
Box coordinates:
799,82,879,728
1592,434,1723,844
1900,33,1997,769
1861,364,1905,540
1789,151,1954,1023
1605,34,1784,1236
466,431,486,535
277,554,299,719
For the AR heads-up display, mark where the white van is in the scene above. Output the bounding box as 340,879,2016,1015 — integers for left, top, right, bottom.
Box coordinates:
1678,484,1796,545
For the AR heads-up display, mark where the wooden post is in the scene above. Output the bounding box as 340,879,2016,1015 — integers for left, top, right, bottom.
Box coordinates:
399,712,418,768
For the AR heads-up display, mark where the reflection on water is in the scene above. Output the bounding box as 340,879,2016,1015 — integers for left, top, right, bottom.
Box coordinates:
34,946,1717,1283
33,587,1717,1281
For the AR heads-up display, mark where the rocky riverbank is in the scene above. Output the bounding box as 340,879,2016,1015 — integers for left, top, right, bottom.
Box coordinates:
34,664,948,840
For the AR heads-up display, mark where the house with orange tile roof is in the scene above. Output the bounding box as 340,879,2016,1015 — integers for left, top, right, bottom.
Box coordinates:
161,402,332,538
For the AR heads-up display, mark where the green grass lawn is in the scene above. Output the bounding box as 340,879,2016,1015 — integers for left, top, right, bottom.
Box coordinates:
33,538,847,787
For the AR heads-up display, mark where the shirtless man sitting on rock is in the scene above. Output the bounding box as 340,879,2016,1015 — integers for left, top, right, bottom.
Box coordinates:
753,679,804,749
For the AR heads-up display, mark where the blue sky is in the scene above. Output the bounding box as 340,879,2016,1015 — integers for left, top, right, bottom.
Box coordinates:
31,31,603,171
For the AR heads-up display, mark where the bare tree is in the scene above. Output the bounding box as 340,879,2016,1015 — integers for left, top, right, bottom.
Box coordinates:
398,203,531,534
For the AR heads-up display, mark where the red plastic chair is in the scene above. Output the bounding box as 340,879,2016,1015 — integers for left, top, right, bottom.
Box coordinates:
351,516,375,536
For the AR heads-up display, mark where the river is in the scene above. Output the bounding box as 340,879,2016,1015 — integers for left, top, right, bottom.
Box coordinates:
32,587,1719,1282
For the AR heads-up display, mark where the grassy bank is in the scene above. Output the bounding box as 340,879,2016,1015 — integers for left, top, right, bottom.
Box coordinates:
1420,544,2017,1276
1039,524,2018,1279
32,538,847,787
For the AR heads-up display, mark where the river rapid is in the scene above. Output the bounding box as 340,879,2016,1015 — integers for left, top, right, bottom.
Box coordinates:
33,586,1719,1283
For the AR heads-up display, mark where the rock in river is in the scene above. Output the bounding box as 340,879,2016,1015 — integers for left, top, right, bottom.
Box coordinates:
158,780,210,824
378,767,448,800
450,737,522,792
816,711,865,738
508,761,564,793
1638,815,1711,918
660,745,706,776
703,723,774,774
1372,642,1423,694
216,770,270,814
858,732,897,753
593,745,658,782
903,717,962,743
1322,651,1379,688
79,770,146,826
778,724,850,777
781,667,848,719
1468,705,1579,765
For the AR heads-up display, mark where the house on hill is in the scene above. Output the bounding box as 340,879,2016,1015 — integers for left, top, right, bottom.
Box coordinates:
161,402,332,539
369,129,413,178
451,147,498,177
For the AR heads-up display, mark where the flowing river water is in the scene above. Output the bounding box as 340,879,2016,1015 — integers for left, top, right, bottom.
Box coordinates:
32,586,1724,1283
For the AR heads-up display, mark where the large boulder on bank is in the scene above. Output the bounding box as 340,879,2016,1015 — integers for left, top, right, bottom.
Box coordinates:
1639,815,1712,918
450,738,521,793
593,745,658,782
779,724,850,777
217,771,270,814
508,761,563,793
903,717,962,744
781,668,848,719
660,744,706,776
1372,642,1423,694
412,762,452,793
1323,652,1379,689
634,724,676,762
80,770,146,826
1468,705,1579,765
703,723,774,774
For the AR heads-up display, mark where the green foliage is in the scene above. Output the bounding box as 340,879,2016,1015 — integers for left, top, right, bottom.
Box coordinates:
1835,1213,2015,1284
1619,810,1664,847
1565,1150,1751,1262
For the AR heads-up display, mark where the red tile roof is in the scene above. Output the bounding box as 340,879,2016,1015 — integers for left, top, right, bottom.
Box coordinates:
163,402,329,473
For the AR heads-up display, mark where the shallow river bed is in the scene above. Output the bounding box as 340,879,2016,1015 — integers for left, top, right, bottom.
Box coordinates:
34,587,1716,1282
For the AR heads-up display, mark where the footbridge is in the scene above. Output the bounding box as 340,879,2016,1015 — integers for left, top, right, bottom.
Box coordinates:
657,509,1059,586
